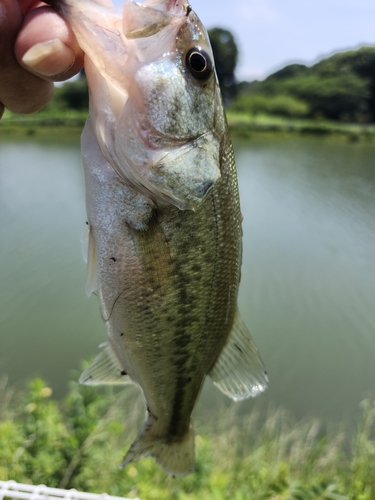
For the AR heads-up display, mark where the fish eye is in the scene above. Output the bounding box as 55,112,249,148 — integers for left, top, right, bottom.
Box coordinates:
185,47,213,81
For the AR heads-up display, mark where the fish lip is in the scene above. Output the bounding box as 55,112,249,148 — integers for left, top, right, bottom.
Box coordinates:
151,130,210,157
153,182,214,211
151,130,212,168
150,131,221,210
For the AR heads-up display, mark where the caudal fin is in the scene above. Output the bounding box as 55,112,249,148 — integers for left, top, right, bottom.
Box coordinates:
120,416,195,477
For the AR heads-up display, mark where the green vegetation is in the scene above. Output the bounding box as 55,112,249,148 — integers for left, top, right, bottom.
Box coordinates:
232,46,375,123
208,28,239,104
225,112,375,142
45,76,89,114
0,79,88,141
1,376,375,499
0,73,88,140
231,94,310,118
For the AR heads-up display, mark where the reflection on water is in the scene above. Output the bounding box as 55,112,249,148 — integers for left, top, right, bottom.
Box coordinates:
1,136,375,424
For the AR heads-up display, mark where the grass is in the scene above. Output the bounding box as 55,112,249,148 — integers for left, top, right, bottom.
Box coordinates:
0,376,375,499
0,109,85,142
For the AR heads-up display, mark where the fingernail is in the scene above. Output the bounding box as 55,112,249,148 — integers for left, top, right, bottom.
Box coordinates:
22,39,75,77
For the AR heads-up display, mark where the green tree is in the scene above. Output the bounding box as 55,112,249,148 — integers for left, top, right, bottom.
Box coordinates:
208,28,239,104
55,78,89,111
263,71,370,120
238,46,375,122
315,47,375,120
231,93,310,118
266,63,308,81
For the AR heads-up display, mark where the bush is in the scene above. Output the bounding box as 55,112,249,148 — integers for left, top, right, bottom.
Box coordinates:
1,377,375,499
276,72,370,121
242,46,375,122
230,93,310,118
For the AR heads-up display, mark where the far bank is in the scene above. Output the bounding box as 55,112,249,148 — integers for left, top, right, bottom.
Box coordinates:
2,111,375,143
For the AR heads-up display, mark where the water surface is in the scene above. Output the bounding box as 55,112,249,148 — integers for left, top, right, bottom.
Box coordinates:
1,136,375,424
235,138,375,423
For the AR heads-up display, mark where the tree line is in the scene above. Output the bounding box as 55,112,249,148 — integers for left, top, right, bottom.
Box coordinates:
46,29,375,123
210,31,375,123
232,46,375,122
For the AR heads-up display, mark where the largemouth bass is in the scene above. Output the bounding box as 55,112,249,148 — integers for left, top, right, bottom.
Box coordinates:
54,0,268,476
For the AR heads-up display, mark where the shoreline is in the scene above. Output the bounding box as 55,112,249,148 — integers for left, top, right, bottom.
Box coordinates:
227,113,375,142
1,113,375,143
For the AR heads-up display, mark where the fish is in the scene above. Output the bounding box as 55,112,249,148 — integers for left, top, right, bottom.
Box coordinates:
52,0,268,476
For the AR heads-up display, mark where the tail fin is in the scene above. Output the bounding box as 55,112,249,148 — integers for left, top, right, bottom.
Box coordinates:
120,416,195,477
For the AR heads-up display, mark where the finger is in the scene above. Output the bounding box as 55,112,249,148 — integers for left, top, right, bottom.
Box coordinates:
0,0,54,114
15,6,84,82
19,0,46,15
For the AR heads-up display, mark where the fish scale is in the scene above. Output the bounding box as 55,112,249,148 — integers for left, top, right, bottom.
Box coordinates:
53,0,268,476
101,136,241,442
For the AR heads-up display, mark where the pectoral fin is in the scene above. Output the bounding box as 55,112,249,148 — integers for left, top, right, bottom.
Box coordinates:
79,342,131,385
209,310,268,401
85,226,98,297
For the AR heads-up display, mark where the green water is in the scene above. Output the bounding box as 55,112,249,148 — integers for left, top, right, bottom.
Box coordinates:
1,136,375,424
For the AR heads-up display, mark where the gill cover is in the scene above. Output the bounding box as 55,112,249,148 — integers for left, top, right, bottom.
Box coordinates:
58,0,226,210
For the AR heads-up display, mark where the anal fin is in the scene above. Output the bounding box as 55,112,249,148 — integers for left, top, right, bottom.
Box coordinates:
79,341,131,386
209,309,268,401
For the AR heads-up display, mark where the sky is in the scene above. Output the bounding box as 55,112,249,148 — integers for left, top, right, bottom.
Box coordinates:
113,0,375,81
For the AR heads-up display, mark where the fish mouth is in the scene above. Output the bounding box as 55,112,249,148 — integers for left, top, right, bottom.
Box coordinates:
150,132,221,210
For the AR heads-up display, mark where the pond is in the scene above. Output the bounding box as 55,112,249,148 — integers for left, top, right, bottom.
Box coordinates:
1,134,375,425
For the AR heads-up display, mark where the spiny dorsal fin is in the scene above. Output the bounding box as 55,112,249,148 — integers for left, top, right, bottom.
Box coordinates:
209,309,268,401
79,342,131,385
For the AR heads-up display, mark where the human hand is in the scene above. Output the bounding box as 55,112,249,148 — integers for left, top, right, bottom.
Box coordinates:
0,0,84,117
